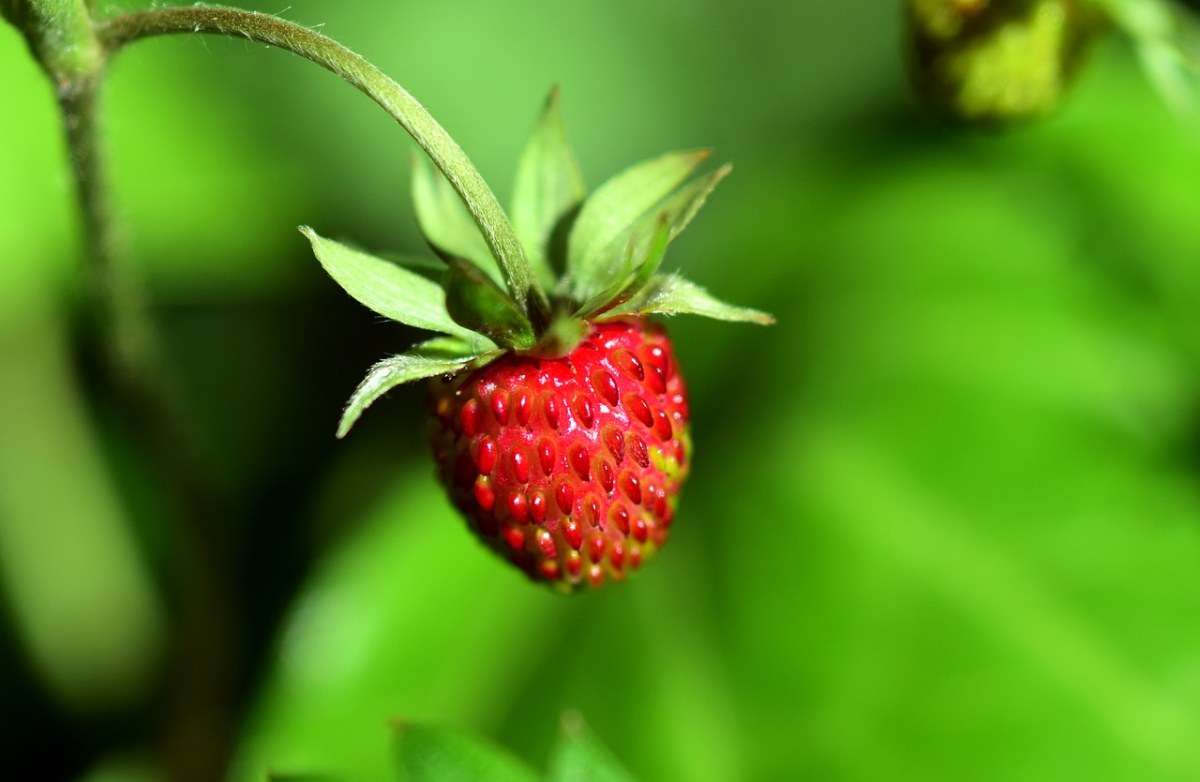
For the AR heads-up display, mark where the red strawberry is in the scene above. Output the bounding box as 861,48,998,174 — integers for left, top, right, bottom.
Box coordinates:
305,88,770,590
428,319,689,591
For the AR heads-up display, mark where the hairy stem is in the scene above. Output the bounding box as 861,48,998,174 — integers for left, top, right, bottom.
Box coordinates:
98,4,550,321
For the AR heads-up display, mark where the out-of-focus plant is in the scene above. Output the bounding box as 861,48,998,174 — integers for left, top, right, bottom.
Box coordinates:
906,0,1200,122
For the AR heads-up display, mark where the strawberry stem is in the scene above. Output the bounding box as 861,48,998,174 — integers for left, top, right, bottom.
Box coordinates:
97,4,553,323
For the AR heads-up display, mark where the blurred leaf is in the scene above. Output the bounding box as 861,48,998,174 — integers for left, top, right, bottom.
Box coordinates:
302,227,485,345
546,712,636,782
0,297,164,713
1096,0,1199,114
232,469,566,779
510,86,586,288
565,150,709,302
394,722,539,782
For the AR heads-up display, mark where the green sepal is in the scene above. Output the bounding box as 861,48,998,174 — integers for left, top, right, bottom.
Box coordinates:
337,341,501,438
621,213,673,300
410,152,503,285
574,214,671,319
599,274,775,325
393,722,539,782
413,334,495,358
301,227,486,346
443,256,536,351
564,149,710,303
528,312,587,359
630,163,730,271
511,86,586,290
546,712,636,782
576,163,731,318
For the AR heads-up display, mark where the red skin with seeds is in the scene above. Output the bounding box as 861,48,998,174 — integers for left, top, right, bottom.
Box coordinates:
428,319,690,591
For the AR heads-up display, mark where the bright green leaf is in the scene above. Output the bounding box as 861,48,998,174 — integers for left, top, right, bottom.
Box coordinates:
602,274,774,324
546,712,636,782
302,227,480,343
443,257,536,351
394,723,539,782
565,150,710,302
337,344,499,438
511,86,587,289
410,153,502,283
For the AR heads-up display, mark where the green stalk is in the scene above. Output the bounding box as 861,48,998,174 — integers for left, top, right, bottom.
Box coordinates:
12,0,102,77
6,0,150,381
9,5,237,781
98,4,552,322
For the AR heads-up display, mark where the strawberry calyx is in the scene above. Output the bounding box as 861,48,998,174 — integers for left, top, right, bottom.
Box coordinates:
305,86,773,439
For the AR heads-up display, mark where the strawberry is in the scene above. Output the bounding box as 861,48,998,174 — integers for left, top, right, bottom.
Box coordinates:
427,319,688,589
305,88,771,591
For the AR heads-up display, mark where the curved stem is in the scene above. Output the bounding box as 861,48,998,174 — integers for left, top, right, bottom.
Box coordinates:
98,4,550,321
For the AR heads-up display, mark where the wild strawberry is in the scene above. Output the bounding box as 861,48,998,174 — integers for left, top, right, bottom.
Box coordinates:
427,319,689,590
305,87,771,590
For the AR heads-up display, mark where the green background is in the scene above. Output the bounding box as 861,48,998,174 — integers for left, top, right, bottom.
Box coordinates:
3,1,1200,780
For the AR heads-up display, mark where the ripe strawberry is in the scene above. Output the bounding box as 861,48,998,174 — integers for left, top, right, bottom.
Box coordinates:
305,88,771,590
428,319,689,590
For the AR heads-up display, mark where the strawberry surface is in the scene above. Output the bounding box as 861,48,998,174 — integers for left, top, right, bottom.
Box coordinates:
428,319,690,591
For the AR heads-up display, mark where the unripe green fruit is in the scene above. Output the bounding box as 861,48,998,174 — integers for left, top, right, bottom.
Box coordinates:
907,0,1100,123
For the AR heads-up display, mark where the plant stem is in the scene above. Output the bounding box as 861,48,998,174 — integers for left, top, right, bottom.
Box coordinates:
62,79,156,386
98,4,551,322
13,2,143,378
13,4,238,781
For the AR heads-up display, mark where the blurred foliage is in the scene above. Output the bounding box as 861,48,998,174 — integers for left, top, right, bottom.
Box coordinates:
4,1,1200,780
906,0,1102,122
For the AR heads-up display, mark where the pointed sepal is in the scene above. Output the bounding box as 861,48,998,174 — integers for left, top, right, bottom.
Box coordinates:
443,256,536,350
565,150,710,303
302,227,487,346
511,86,586,289
337,339,501,438
574,214,671,319
575,163,732,318
600,274,774,325
628,163,731,270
